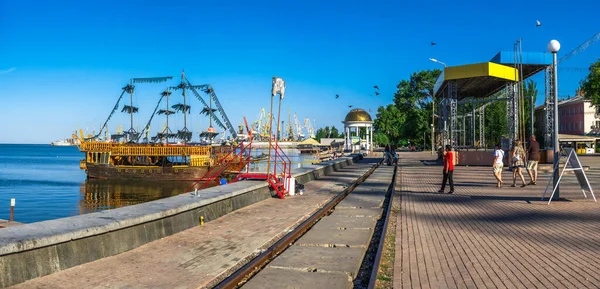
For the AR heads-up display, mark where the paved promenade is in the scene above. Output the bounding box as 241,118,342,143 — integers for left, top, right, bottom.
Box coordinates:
11,158,378,289
394,152,600,289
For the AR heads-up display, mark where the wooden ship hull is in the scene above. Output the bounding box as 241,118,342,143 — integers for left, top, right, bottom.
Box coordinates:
85,163,209,180
78,142,247,181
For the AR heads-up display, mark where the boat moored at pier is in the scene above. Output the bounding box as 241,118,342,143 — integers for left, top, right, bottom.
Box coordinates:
75,71,247,181
78,142,245,180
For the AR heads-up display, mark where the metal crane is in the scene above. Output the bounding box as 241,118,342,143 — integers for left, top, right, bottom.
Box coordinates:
294,113,304,140
304,118,315,139
286,108,294,141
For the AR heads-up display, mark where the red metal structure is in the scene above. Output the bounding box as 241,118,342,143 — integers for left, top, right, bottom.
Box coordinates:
234,78,291,198
188,113,292,199
234,142,291,198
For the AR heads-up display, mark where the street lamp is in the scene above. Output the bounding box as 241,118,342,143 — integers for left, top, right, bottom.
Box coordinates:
429,58,447,68
548,39,560,200
421,81,437,155
429,58,447,147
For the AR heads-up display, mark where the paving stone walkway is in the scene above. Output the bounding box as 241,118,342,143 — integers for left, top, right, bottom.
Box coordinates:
10,158,379,289
394,152,600,289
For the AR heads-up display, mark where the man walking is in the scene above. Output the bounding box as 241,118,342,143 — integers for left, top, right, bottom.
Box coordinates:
527,135,540,185
438,145,455,194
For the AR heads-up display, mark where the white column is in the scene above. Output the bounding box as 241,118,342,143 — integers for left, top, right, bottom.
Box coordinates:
345,126,349,150
366,126,369,152
369,125,373,151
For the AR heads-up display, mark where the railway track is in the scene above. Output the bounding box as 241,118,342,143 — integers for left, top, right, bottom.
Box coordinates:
214,159,398,289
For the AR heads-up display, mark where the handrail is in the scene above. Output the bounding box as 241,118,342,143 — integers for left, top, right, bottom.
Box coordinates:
187,142,251,191
79,142,212,156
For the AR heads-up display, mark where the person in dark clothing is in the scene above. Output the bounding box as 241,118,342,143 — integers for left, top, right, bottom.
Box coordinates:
438,145,455,194
526,135,540,185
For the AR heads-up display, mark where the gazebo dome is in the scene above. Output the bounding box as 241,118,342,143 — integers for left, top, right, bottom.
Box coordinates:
344,108,372,122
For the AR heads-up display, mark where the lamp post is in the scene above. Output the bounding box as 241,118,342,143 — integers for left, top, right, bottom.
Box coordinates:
429,58,447,68
431,123,434,154
429,59,447,149
548,40,560,200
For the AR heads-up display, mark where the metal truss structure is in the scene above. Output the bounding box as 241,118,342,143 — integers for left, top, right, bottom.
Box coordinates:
544,66,555,148
505,83,519,146
449,81,458,146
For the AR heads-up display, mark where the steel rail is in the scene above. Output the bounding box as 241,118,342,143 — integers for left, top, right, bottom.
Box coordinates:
367,160,398,289
214,160,382,289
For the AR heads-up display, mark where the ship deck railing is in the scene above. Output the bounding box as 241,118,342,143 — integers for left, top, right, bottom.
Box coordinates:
79,142,212,156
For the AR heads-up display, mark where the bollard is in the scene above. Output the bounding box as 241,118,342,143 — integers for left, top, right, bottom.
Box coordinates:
10,198,15,222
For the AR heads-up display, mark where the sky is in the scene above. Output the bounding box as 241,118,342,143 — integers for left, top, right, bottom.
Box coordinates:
0,0,599,144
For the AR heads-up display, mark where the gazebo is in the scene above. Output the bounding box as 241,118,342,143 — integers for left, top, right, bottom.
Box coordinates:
342,108,373,153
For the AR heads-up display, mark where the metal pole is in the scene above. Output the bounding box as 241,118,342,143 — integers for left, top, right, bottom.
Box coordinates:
472,98,475,147
431,97,435,154
267,95,274,176
9,198,15,222
275,98,283,176
530,93,534,137
552,52,560,199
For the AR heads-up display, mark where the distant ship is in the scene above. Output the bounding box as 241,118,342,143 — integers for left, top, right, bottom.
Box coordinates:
51,139,78,146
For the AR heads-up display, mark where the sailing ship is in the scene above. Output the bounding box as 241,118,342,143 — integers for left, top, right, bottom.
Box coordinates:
75,71,247,180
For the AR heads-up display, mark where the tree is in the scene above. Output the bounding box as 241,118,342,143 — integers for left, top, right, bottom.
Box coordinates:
373,104,404,145
485,100,507,147
523,79,538,140
314,126,330,142
581,59,600,107
391,69,441,144
330,126,341,138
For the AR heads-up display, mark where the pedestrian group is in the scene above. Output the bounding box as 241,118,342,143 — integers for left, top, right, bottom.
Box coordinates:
438,134,540,193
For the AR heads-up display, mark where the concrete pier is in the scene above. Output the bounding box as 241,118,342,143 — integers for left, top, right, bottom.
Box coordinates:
1,156,378,288
0,220,21,229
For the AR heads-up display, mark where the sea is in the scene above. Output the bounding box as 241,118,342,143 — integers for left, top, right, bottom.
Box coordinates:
0,144,315,224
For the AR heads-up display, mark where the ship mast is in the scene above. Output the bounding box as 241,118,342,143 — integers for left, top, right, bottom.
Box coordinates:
129,78,134,139
164,88,171,143
182,70,188,134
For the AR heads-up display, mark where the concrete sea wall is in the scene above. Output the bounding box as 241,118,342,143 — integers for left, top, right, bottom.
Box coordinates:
0,156,358,288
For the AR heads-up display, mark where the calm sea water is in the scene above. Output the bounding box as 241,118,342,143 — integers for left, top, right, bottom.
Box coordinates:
0,144,315,224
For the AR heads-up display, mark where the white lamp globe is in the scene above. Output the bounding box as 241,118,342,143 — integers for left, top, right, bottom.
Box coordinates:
548,40,561,53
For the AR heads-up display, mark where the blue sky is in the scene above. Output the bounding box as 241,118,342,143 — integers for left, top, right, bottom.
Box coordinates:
0,0,598,144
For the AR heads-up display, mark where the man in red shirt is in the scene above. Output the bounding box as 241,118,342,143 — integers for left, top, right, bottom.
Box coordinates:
438,145,455,194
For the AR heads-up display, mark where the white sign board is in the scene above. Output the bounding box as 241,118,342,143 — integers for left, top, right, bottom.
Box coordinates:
542,148,595,204
10,198,15,207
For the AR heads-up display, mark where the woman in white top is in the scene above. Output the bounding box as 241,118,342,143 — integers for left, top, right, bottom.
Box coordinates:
493,144,504,187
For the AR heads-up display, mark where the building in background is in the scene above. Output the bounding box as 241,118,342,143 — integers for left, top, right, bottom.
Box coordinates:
535,93,600,136
535,92,600,153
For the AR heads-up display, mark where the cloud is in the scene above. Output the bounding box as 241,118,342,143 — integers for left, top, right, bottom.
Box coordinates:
0,67,16,74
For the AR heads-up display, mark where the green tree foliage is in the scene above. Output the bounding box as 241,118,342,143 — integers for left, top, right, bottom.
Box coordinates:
330,126,341,138
373,104,404,145
388,69,441,145
581,59,600,107
523,79,538,140
314,125,343,142
484,100,507,146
